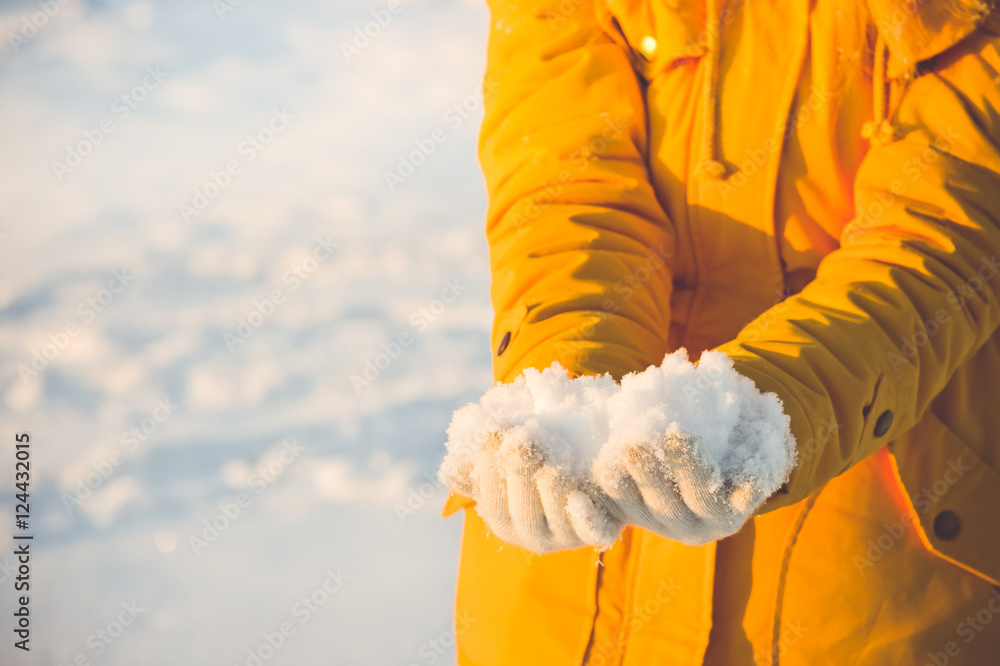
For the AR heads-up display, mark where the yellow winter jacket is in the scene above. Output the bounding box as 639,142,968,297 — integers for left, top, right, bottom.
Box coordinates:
445,0,1000,663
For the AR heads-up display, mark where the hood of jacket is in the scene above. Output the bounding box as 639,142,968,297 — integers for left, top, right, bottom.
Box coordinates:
870,0,993,76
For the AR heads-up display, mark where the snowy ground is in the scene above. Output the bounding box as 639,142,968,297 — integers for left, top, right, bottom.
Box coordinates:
0,1,492,663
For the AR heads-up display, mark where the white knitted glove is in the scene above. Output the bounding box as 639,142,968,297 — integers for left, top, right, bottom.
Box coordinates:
593,431,771,545
594,351,796,545
442,427,622,552
439,350,796,552
438,367,624,552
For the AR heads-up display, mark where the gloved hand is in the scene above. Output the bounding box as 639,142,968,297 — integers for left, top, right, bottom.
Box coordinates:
438,365,624,552
593,430,772,545
439,350,796,552
593,350,796,545
442,426,623,552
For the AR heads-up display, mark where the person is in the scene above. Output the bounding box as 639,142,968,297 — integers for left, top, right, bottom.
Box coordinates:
440,0,1000,663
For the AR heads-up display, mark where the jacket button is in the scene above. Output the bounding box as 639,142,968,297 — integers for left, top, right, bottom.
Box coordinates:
933,510,961,541
496,331,511,356
873,410,894,437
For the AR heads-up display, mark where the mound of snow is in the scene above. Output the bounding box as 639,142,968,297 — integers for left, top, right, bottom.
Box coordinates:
439,349,796,544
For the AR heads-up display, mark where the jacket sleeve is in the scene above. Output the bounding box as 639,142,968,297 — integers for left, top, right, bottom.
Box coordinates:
481,0,676,385
719,27,1000,513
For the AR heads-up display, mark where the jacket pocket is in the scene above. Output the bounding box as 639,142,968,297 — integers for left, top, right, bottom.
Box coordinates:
888,410,1000,586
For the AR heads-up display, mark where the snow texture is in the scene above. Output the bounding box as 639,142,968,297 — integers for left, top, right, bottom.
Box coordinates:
439,349,797,548
441,365,619,481
0,1,493,664
607,349,796,498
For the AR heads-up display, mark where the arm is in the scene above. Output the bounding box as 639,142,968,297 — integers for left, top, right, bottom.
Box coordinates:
722,25,1000,513
482,0,676,385
438,0,678,531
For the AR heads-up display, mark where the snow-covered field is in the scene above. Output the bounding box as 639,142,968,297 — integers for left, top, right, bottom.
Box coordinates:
0,1,492,663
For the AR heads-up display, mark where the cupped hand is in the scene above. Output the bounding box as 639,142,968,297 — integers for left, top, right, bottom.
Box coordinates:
443,426,623,552
593,430,770,546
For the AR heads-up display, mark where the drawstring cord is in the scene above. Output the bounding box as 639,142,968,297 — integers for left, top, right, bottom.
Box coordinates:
695,7,897,177
695,0,726,179
860,32,899,146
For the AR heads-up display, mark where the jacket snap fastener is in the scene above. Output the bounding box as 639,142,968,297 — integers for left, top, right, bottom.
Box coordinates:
496,331,511,356
874,410,893,437
933,510,961,541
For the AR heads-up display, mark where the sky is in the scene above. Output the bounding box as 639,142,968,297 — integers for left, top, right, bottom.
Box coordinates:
0,0,493,663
